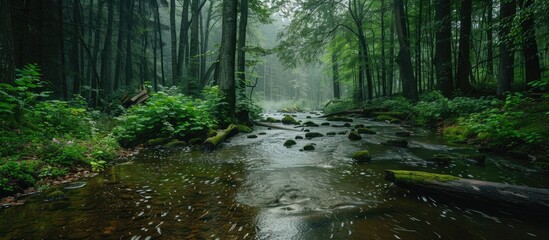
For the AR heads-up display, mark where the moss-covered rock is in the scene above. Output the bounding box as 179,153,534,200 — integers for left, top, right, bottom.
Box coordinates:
282,115,299,125
303,129,310,132
352,150,371,162
207,129,218,138
343,123,351,127
305,132,324,139
326,116,353,122
357,128,376,134
258,132,267,135
348,131,362,140
321,122,330,126
164,140,187,148
326,132,336,136
283,140,297,147
385,170,459,184
386,139,408,147
306,116,312,119
295,135,304,139
247,134,258,139
395,131,411,137
303,121,319,127
465,154,486,164
265,117,280,123
188,138,204,145
45,190,67,202
237,124,253,133
303,143,315,151
144,137,172,147
375,115,401,123
427,154,453,165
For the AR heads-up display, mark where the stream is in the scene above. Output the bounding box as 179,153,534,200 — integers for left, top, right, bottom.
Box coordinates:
1,112,549,239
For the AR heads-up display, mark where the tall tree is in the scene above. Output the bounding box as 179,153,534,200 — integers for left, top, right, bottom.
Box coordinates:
100,0,114,96
0,0,15,83
114,0,127,91
434,0,453,97
486,0,494,82
236,0,249,122
125,0,134,87
380,0,387,96
456,0,473,92
332,50,340,99
498,0,516,95
71,0,82,96
176,0,190,87
170,0,178,83
394,0,418,100
519,0,541,86
218,0,238,119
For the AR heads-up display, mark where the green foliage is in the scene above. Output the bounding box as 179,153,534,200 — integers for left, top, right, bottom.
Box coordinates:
202,86,230,125
324,100,357,114
90,160,107,172
412,91,496,124
0,64,47,115
38,166,68,179
114,91,215,147
29,97,93,138
44,142,87,166
0,159,40,194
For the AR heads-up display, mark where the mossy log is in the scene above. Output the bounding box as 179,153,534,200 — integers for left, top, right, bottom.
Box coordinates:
385,170,549,211
203,124,238,150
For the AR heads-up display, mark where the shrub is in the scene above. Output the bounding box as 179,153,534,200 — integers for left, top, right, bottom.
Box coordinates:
0,158,40,195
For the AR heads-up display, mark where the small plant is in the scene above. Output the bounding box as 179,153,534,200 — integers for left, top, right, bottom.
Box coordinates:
90,160,107,172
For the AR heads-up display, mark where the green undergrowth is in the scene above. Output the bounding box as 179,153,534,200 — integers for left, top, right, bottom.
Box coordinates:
0,64,119,197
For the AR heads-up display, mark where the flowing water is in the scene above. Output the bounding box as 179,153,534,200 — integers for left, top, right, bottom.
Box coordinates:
1,112,549,239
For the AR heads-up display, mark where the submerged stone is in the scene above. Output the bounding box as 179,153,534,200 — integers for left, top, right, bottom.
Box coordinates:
258,132,267,135
338,131,347,135
305,132,324,139
295,135,304,139
348,131,362,140
352,150,371,162
45,190,67,202
63,182,87,190
386,139,408,147
303,121,319,127
283,140,297,147
465,154,486,164
343,123,351,127
303,143,315,151
321,122,330,126
247,134,258,139
326,132,336,136
355,124,365,128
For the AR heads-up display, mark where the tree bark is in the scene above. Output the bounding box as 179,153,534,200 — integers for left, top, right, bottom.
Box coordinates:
380,0,387,96
218,0,238,120
394,0,418,101
170,0,177,84
497,0,516,95
456,0,473,93
125,0,134,87
332,51,340,99
434,0,453,97
100,0,114,97
114,0,126,92
486,0,494,82
0,0,15,83
188,0,202,94
519,0,542,87
176,0,190,88
236,0,249,122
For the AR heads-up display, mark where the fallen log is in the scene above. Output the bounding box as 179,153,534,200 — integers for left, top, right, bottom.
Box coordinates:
203,124,238,151
385,170,549,211
254,122,301,131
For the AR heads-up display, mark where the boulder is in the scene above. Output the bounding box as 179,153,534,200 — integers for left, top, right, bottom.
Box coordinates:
338,131,347,135
348,131,362,140
303,143,315,151
144,137,172,147
282,115,299,125
283,140,297,147
295,136,304,140
343,123,351,127
303,121,319,127
305,132,324,139
326,132,336,136
352,150,371,162
321,122,330,126
247,134,258,139
237,124,253,133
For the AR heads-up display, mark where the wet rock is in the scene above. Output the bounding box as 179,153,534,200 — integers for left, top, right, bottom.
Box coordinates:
343,123,351,127
357,128,376,134
247,134,258,139
237,124,253,133
295,136,304,140
164,140,187,148
303,121,319,127
338,131,347,135
326,132,336,136
427,154,453,165
348,131,362,141
306,116,312,119
465,154,486,165
395,131,411,137
332,124,344,127
63,181,87,190
304,129,310,132
207,129,218,138
352,150,371,162
282,115,299,125
303,143,315,151
144,137,172,147
45,190,67,202
321,122,330,126
355,124,365,128
188,138,204,145
326,116,353,122
258,132,267,135
386,139,408,147
266,117,280,123
375,115,402,124
372,111,408,120
283,140,297,147
305,132,324,139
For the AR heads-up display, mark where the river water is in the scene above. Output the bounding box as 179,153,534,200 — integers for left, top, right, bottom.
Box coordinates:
1,112,548,239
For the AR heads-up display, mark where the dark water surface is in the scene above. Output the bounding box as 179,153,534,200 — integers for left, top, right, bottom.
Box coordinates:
1,113,549,239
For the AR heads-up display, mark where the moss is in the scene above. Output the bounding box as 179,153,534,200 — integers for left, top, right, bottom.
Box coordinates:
352,150,371,162
164,140,187,148
303,121,319,127
387,170,459,184
236,124,253,133
281,115,299,125
203,124,238,150
283,140,297,147
305,132,324,139
189,138,204,145
326,116,353,122
375,115,399,122
372,111,408,120
303,143,315,151
443,124,472,143
357,128,376,134
348,131,362,140
265,117,280,123
144,137,172,147
207,129,218,138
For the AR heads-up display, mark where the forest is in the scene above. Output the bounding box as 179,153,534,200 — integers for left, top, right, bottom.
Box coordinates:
1,0,549,239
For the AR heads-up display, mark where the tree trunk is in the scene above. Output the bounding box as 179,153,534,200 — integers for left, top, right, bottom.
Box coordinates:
380,0,387,96
0,0,15,83
456,0,473,93
188,0,202,94
91,0,103,105
486,0,494,82
415,0,423,92
388,8,395,96
114,0,126,92
170,0,177,84
125,0,134,87
519,0,542,87
100,0,114,98
58,0,68,99
434,0,453,97
332,51,340,99
200,0,213,86
235,0,249,123
155,0,166,87
70,0,82,97
394,0,418,101
218,0,238,120
497,0,516,95
176,0,190,88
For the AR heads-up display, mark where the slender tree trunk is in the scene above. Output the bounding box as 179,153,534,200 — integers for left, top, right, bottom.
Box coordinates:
434,0,453,97
497,0,516,95
188,0,201,94
125,0,134,87
86,0,94,91
91,0,103,105
114,0,126,91
200,1,213,85
394,0,418,101
388,8,395,96
381,0,387,96
70,0,81,97
170,0,177,84
332,51,340,99
0,0,15,83
100,0,114,98
58,0,68,99
152,2,158,92
176,0,190,88
218,0,238,120
236,0,249,122
415,0,423,93
486,0,494,82
155,0,165,87
519,0,541,87
456,0,473,92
